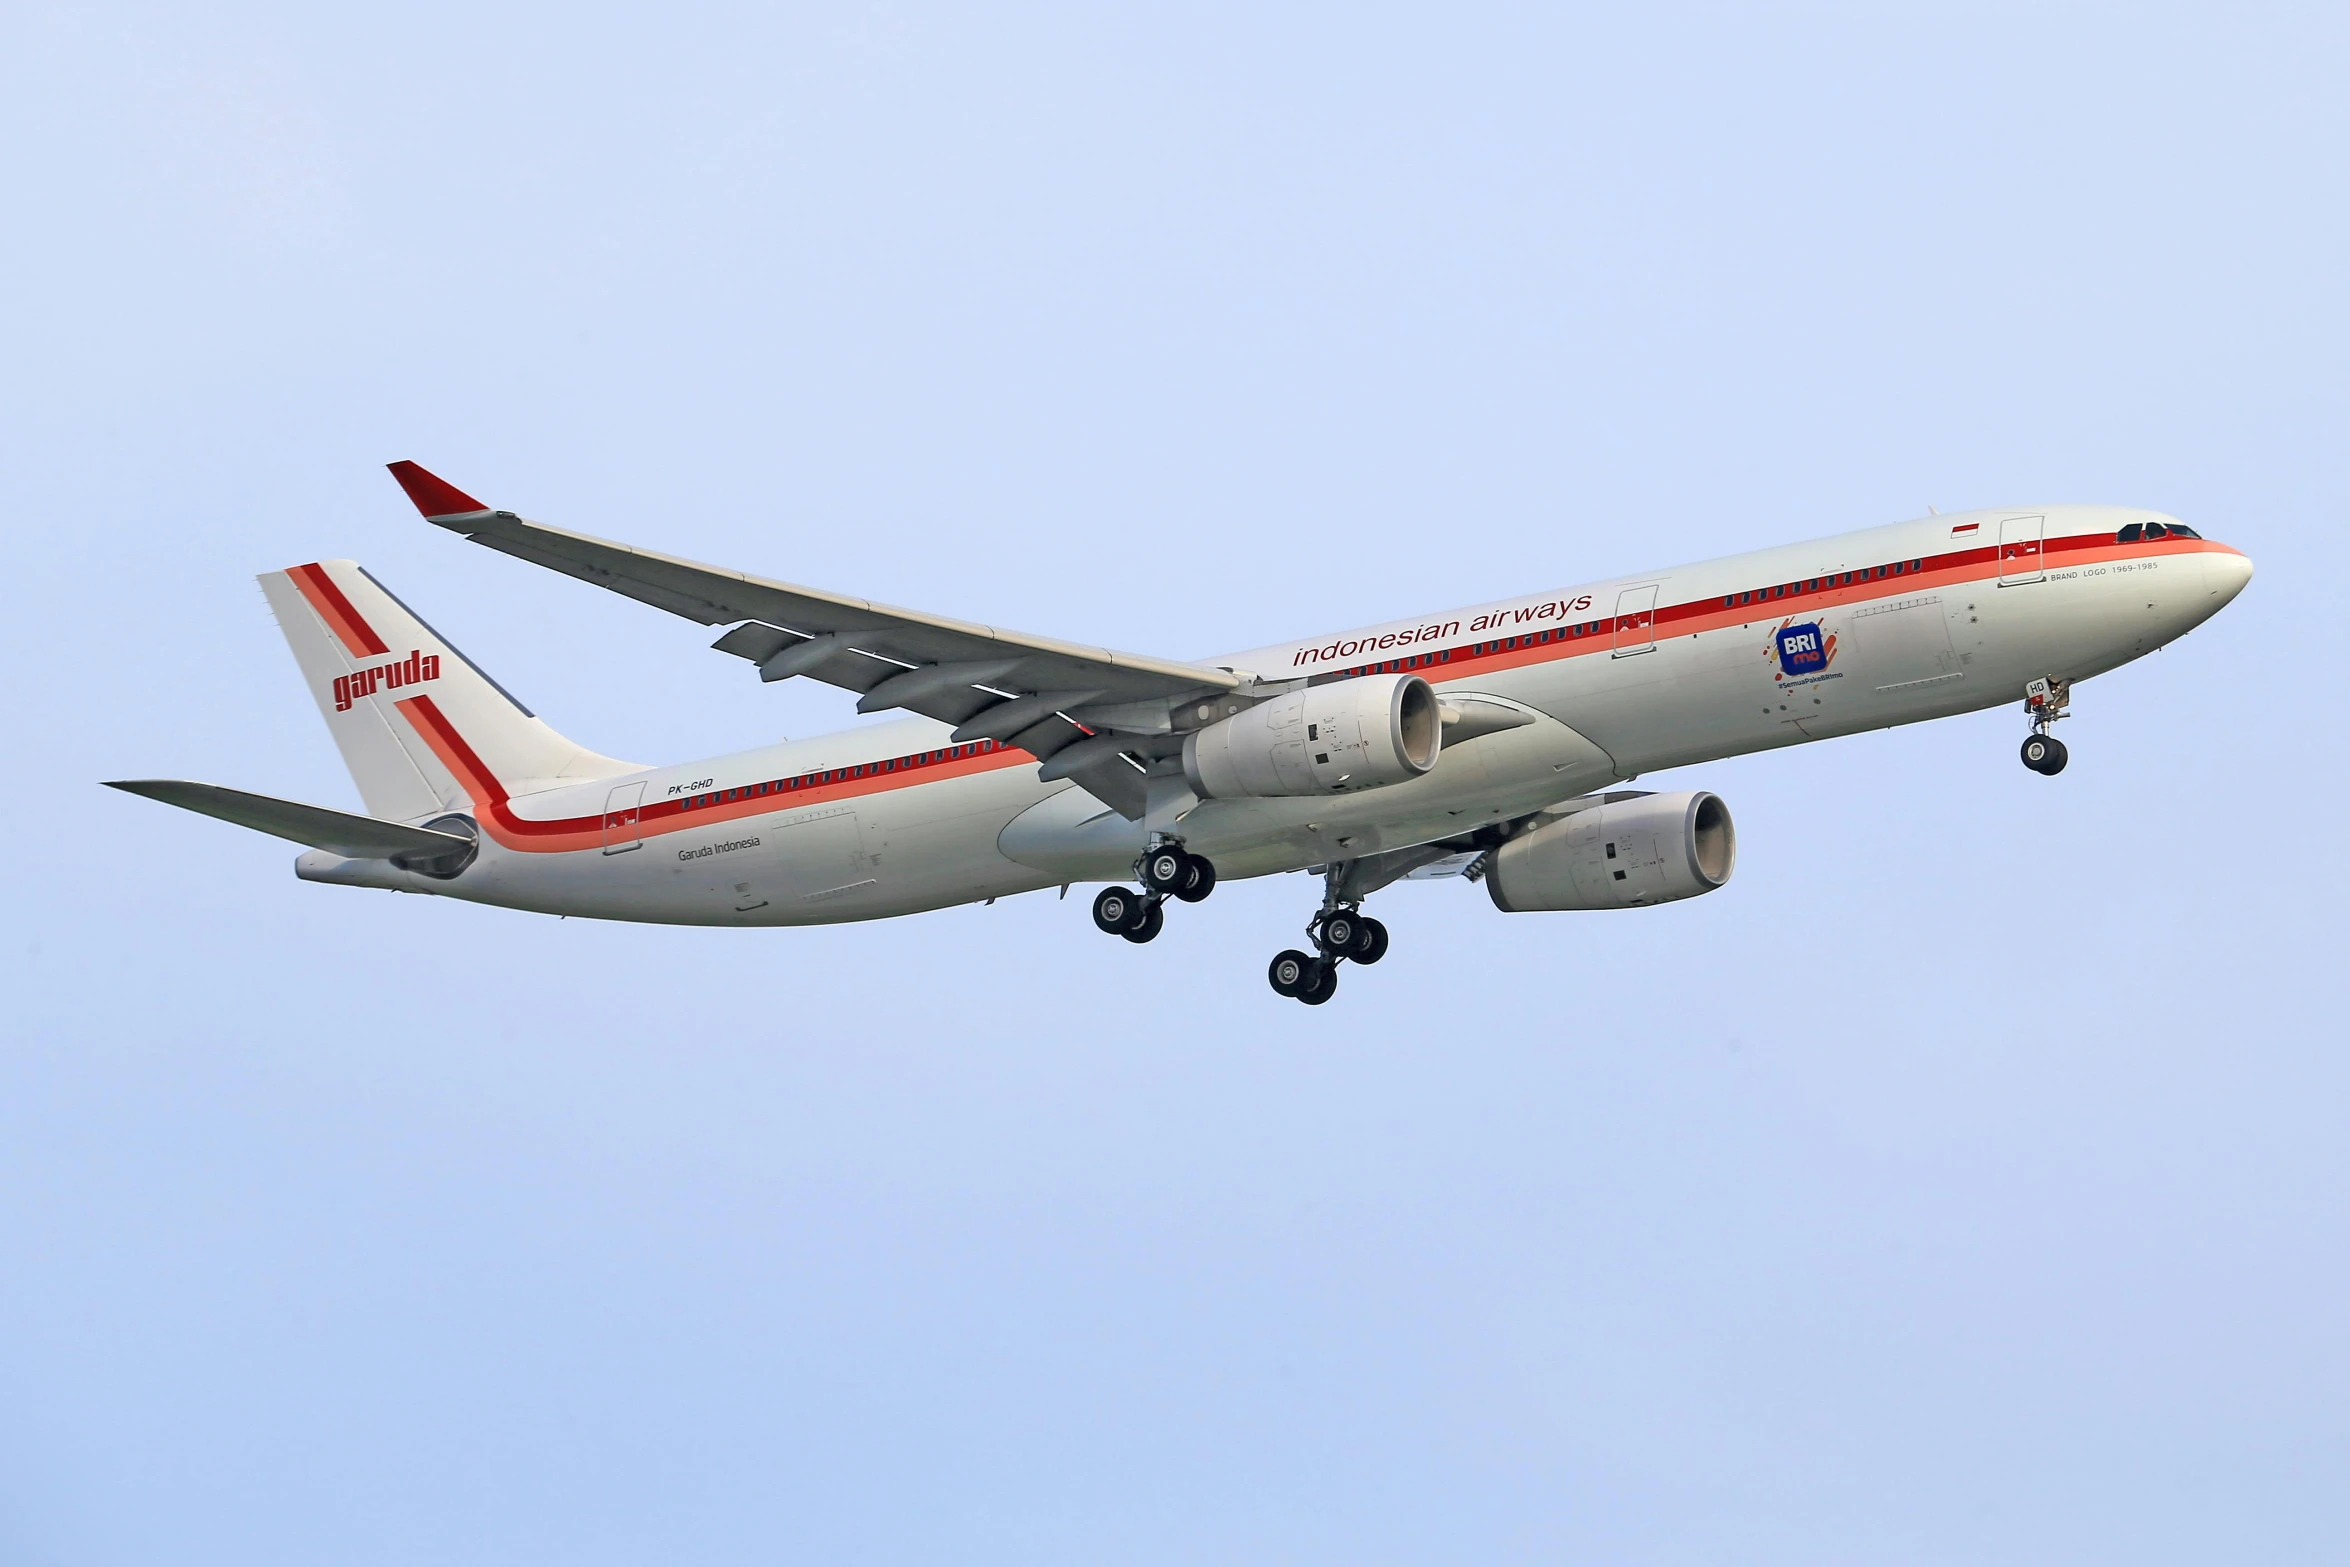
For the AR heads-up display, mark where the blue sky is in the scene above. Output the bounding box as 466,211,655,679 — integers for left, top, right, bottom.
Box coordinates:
4,5,2345,1563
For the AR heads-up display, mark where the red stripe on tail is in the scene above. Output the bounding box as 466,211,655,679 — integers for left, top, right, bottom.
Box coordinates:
288,563,390,657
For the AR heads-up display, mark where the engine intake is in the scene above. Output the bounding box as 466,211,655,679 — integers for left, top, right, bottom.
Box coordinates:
1183,673,1442,799
1485,791,1735,911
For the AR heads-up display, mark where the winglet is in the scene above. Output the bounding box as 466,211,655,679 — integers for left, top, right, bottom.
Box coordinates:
386,460,489,518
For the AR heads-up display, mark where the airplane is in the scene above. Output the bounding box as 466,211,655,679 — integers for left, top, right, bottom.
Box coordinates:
111,463,2252,1002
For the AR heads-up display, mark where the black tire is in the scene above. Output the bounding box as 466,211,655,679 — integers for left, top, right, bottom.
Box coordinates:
1141,846,1190,894
1174,854,1217,903
1318,911,1359,956
2020,734,2068,775
1268,949,1314,997
1298,958,1338,1005
1354,917,1389,965
1093,886,1144,934
1122,899,1165,944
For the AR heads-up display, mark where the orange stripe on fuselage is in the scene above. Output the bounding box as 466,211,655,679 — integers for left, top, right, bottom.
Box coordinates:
396,692,1034,855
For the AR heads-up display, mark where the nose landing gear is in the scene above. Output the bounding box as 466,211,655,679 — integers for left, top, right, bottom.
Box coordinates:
2020,676,2073,776
2020,732,2068,775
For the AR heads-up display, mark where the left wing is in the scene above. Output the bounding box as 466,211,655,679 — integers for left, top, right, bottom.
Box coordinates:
389,462,1246,818
105,780,476,866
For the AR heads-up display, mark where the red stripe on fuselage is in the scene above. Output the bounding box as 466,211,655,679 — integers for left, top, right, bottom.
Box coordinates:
1312,533,2231,686
288,563,391,657
388,533,2235,855
396,692,1035,854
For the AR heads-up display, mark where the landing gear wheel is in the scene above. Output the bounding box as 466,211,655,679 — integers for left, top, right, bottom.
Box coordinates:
1298,958,1339,1005
1141,845,1191,894
1268,949,1315,997
1318,910,1361,956
1353,917,1389,965
1173,854,1217,903
1121,899,1165,944
1092,886,1148,935
2021,733,2069,775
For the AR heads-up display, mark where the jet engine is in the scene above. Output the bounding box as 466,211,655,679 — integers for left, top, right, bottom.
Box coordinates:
1484,791,1736,911
1182,673,1442,799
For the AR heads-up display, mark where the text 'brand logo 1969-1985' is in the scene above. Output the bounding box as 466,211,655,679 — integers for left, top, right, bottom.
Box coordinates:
333,650,441,711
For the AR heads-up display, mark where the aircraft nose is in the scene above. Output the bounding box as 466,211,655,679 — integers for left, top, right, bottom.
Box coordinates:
2208,548,2254,605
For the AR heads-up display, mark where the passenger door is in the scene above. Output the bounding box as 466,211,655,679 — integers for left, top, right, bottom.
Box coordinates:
601,780,646,854
1612,584,1659,657
1998,514,2045,585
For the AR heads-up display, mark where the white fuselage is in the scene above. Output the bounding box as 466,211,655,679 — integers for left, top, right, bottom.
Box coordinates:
299,504,2251,923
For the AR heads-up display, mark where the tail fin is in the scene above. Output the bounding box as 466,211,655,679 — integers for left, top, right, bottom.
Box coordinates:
260,560,641,822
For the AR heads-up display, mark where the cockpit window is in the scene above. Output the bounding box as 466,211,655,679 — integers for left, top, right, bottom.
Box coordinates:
2165,523,2201,539
2117,523,2144,542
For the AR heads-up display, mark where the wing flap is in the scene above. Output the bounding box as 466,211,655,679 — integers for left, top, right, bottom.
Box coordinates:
1059,753,1148,820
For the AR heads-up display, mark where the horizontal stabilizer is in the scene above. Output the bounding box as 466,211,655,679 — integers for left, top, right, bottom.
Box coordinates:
104,780,473,860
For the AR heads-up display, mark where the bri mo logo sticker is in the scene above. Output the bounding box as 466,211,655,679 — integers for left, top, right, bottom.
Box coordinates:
1770,620,1835,680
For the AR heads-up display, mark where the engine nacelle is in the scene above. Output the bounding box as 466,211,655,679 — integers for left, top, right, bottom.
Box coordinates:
1485,791,1736,911
1182,673,1442,799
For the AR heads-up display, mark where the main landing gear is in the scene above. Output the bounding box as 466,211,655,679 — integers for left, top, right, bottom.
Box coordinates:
1090,841,1216,945
1266,893,1390,1006
2020,676,2073,776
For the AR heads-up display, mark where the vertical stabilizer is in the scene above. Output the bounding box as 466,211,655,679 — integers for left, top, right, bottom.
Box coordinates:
260,560,640,822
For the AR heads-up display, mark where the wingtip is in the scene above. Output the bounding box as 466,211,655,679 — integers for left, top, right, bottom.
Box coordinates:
386,460,489,518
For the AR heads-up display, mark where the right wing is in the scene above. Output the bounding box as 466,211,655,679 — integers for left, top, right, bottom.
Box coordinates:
391,462,1247,819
